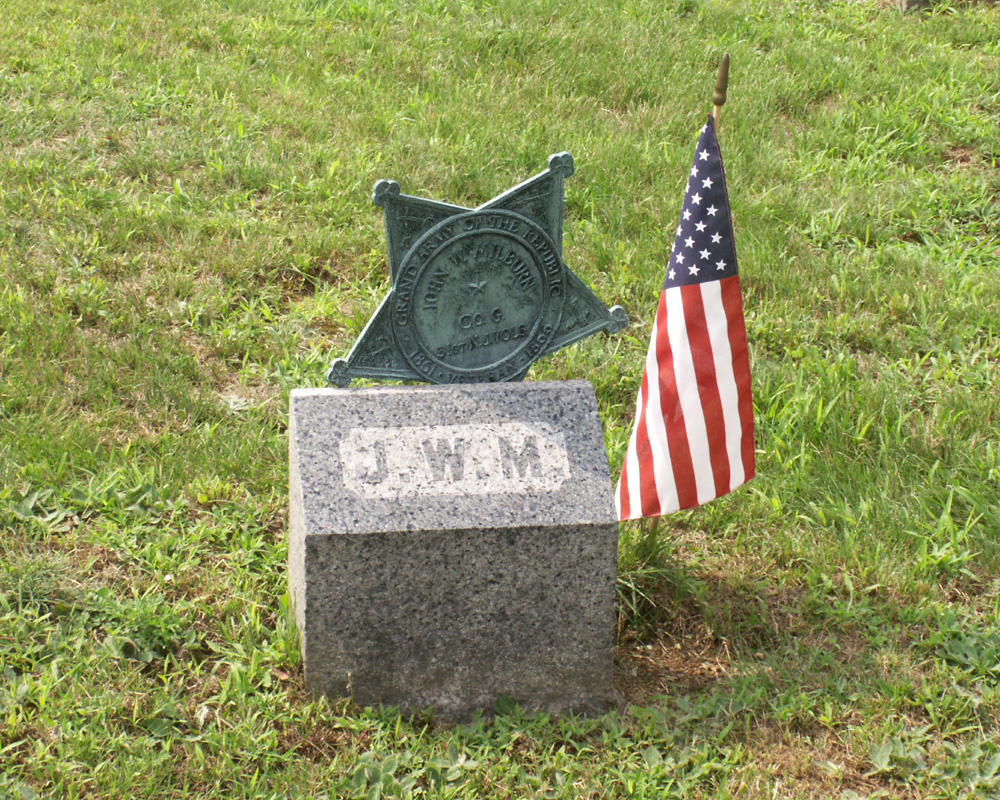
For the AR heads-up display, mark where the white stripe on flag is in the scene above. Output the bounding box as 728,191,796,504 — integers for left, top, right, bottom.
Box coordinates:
701,279,746,489
643,312,678,515
663,287,715,505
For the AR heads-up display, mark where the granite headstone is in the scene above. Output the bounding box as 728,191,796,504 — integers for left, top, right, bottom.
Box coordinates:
288,380,619,720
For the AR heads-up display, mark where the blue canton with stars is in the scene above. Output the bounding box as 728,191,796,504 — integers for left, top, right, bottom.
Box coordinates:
665,115,739,290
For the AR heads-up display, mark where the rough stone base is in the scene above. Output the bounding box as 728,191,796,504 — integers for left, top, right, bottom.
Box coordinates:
288,381,619,721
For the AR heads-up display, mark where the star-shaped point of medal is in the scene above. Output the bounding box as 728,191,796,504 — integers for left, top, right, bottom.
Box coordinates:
374,153,575,279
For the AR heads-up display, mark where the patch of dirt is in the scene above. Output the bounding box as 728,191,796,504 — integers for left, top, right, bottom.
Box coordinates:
0,727,46,768
279,725,363,761
615,585,733,704
945,145,977,169
35,535,220,620
277,716,361,759
742,726,917,800
61,538,137,589
276,251,363,302
614,545,907,708
616,636,730,703
214,376,283,415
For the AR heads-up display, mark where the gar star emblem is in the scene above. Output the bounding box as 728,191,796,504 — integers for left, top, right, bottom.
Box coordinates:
328,153,627,386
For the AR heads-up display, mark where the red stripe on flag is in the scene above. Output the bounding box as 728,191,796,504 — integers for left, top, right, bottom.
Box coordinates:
632,370,657,517
720,275,755,480
617,384,638,520
618,360,653,519
654,291,699,510
636,430,661,517
617,456,631,521
679,283,731,498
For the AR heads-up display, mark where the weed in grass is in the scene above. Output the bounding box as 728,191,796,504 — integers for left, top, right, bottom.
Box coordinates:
0,552,73,615
616,518,703,639
910,489,980,582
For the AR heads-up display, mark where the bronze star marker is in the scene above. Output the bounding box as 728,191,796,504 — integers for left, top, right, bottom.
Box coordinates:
328,153,628,387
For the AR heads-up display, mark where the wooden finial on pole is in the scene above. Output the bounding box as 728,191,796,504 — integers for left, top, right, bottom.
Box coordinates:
712,53,730,131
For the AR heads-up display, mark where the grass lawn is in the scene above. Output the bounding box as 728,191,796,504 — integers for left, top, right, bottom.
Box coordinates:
2,0,1000,796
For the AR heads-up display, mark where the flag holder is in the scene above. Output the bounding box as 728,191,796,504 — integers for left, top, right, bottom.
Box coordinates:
712,54,730,132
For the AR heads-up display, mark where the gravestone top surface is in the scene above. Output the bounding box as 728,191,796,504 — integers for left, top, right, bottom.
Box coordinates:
328,154,627,387
290,380,616,536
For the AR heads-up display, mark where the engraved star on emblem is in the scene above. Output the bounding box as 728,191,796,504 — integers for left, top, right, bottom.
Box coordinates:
328,153,628,386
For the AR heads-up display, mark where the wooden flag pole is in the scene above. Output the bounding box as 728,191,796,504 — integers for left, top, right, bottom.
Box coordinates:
712,53,730,132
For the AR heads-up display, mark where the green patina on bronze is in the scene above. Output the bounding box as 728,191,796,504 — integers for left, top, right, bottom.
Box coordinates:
328,153,628,387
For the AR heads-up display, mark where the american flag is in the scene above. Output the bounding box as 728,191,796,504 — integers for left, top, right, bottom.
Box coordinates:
616,115,754,520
